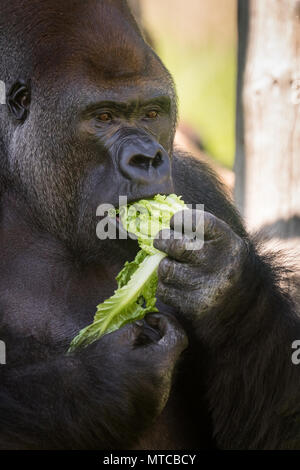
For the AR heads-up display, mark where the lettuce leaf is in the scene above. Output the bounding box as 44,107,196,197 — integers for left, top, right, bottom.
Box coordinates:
68,194,186,352
120,194,186,255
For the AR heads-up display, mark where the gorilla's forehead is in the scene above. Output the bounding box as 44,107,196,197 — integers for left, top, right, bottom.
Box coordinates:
2,0,165,82
69,82,173,111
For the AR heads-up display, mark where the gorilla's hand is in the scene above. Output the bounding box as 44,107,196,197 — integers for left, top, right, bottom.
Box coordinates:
154,210,248,320
86,313,187,423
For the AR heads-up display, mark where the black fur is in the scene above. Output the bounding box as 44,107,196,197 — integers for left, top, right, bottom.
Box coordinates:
0,0,299,450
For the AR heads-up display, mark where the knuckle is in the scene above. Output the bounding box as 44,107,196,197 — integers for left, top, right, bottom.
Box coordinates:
156,281,176,306
170,238,187,257
154,228,172,243
170,210,184,227
158,258,175,282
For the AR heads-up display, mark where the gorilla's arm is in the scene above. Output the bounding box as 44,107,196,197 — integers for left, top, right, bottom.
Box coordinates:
172,151,246,237
161,152,300,449
0,315,186,450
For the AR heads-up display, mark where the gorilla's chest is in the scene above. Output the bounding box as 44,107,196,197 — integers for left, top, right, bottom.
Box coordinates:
133,387,207,450
0,244,119,345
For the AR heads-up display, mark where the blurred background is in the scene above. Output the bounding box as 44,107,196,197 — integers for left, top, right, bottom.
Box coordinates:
129,0,300,254
131,0,237,170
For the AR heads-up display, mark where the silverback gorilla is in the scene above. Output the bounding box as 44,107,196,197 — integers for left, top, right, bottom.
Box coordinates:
0,0,299,450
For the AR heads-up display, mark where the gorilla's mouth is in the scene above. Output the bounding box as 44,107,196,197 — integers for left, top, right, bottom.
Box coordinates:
105,190,173,243
108,211,129,240
110,191,173,213
108,193,163,241
127,191,172,206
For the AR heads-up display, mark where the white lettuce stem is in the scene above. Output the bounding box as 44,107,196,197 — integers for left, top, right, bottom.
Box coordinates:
99,252,166,334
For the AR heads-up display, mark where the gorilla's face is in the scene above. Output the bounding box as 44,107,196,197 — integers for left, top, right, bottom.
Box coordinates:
78,80,175,207
7,74,176,261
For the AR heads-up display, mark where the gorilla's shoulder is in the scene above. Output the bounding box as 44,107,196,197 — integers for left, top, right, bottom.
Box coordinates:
172,150,246,237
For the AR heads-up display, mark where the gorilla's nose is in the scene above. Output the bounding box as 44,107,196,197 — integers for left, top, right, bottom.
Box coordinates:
119,138,171,184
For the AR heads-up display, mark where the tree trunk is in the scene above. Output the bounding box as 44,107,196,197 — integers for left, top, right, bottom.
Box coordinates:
235,0,300,239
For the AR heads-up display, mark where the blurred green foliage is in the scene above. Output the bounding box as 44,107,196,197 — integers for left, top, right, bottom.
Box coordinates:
142,0,237,168
156,39,236,168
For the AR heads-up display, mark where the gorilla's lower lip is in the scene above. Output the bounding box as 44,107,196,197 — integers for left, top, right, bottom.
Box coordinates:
126,191,172,206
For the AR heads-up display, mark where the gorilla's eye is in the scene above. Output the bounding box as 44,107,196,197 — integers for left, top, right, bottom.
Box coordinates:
145,110,158,119
97,112,112,122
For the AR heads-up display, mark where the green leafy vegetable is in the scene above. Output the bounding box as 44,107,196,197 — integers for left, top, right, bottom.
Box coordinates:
120,194,186,255
68,194,186,353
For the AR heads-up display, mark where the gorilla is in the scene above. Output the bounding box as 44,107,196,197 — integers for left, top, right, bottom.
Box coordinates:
0,0,299,450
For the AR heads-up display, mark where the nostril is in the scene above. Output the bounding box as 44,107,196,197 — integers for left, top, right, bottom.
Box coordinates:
153,151,163,168
128,151,163,170
129,154,151,170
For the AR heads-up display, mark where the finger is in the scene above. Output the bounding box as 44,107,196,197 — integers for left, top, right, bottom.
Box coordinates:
155,281,184,313
94,320,144,352
158,256,203,286
145,312,188,354
170,210,233,242
133,317,162,345
154,228,204,264
170,209,203,238
202,212,234,241
111,320,143,342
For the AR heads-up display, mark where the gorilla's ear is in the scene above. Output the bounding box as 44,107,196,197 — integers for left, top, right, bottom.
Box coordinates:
7,81,31,122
